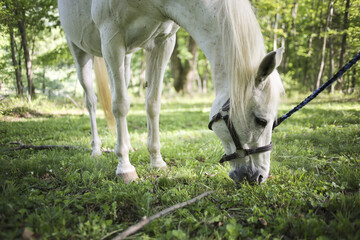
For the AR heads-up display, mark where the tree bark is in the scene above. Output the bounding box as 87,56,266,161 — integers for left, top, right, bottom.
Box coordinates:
338,0,350,92
171,34,199,94
171,38,183,92
315,0,333,90
348,66,356,94
273,8,279,51
9,25,24,97
327,1,335,94
139,58,146,97
199,59,209,94
17,8,35,100
184,36,199,94
291,0,299,80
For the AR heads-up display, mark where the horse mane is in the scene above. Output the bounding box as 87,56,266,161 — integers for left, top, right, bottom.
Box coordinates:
218,0,283,124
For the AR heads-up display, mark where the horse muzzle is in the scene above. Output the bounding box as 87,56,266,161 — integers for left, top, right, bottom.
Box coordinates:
229,168,268,184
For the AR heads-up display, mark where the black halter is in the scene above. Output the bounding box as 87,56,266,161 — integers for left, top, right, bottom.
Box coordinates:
208,99,273,164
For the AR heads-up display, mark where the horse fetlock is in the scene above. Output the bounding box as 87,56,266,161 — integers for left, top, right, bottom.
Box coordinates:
91,149,102,158
91,139,101,148
114,143,130,158
150,154,167,169
90,140,102,157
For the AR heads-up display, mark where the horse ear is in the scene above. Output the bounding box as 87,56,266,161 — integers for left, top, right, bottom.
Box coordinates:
256,47,284,86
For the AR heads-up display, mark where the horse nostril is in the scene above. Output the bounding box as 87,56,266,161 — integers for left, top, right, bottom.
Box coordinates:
258,175,263,183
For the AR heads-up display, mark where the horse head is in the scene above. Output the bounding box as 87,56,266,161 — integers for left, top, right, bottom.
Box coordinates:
211,48,284,184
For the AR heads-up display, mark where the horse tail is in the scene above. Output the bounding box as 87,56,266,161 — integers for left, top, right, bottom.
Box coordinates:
94,56,116,133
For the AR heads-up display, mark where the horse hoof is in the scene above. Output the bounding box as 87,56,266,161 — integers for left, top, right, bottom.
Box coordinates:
118,171,139,184
150,160,167,170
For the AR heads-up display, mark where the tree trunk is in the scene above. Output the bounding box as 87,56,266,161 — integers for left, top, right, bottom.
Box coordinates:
348,66,356,94
303,0,319,87
171,34,199,94
17,9,35,100
9,25,23,97
329,36,335,94
201,60,209,94
327,1,335,94
338,0,350,92
273,8,279,50
171,37,183,92
303,35,313,86
184,37,199,94
315,0,333,90
42,67,46,94
280,21,286,73
291,1,299,80
139,58,146,97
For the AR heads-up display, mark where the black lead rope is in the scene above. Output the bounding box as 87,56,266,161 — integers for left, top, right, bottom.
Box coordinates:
273,51,360,129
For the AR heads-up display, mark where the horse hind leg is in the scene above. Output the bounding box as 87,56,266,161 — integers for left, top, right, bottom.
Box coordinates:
67,40,102,157
145,35,177,169
124,54,134,152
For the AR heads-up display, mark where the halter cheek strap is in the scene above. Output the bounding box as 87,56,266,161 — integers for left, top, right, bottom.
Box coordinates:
208,99,273,163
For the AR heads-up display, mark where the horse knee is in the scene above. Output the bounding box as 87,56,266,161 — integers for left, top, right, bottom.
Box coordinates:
146,101,160,118
85,93,97,111
111,97,130,117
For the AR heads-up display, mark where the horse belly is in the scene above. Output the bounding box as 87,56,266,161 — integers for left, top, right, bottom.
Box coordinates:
91,0,177,52
58,0,102,56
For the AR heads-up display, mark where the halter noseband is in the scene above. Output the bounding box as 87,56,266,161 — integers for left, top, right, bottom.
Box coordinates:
208,99,273,164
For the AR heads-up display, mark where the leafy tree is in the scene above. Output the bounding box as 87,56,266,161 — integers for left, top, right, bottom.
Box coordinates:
0,0,58,100
252,0,360,93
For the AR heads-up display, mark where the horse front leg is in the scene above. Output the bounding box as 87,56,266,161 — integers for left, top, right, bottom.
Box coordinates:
145,35,176,169
101,37,138,183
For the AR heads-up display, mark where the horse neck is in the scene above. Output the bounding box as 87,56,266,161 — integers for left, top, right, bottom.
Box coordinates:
162,0,230,111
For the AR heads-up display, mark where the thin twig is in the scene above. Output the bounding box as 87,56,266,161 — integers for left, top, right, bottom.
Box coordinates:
64,94,82,110
110,191,214,240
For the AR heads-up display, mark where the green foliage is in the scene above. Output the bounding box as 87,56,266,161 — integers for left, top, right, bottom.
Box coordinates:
0,94,359,239
252,0,360,93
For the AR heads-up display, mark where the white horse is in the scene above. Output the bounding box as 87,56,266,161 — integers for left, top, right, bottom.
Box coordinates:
58,0,284,184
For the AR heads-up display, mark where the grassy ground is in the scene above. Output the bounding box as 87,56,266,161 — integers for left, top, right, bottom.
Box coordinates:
0,94,359,239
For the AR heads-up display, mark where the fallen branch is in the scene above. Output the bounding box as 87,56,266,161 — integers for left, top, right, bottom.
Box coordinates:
64,94,83,110
109,191,214,240
1,142,113,153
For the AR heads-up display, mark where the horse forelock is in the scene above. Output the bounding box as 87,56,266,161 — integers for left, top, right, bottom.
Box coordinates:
218,0,282,126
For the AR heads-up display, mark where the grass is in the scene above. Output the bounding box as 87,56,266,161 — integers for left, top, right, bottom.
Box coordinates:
0,93,359,239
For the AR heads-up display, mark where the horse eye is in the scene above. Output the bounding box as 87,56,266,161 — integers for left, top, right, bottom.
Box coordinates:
255,116,267,127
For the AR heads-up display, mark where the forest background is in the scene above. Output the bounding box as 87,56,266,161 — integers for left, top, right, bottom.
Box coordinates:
0,0,359,101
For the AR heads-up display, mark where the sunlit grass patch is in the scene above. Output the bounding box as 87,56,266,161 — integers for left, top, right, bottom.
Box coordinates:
0,94,359,239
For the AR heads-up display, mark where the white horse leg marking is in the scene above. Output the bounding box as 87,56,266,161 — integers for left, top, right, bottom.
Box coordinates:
145,35,176,169
67,40,102,157
100,33,138,183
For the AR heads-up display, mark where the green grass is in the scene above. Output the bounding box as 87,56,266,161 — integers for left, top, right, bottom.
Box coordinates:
0,94,359,239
